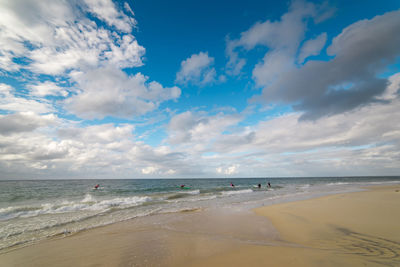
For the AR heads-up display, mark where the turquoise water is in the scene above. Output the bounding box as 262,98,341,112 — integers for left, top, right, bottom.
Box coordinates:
1,177,399,251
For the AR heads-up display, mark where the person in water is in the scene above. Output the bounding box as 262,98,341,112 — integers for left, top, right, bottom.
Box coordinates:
230,182,235,187
267,182,271,188
94,184,100,189
258,183,261,188
180,184,185,188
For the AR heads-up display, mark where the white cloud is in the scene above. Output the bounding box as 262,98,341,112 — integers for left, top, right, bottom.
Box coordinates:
0,119,192,178
227,1,400,119
0,0,145,75
378,72,400,100
254,9,400,119
0,0,179,122
252,50,294,87
29,81,69,97
0,83,54,114
142,166,157,174
167,111,242,150
226,0,327,77
65,67,181,119
1,79,399,178
216,165,239,175
0,112,57,135
161,73,400,177
176,52,217,86
297,32,327,63
84,0,136,32
0,0,398,179
58,123,135,144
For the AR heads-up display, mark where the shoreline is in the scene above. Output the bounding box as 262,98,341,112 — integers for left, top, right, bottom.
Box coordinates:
200,185,400,266
1,185,399,266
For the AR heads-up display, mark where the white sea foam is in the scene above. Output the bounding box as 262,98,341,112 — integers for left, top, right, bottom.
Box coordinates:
327,182,350,186
0,195,151,221
221,189,253,196
167,195,217,203
184,190,200,195
82,193,94,203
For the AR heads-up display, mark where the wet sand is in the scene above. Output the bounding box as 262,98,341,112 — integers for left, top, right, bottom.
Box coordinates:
0,185,399,266
199,185,400,266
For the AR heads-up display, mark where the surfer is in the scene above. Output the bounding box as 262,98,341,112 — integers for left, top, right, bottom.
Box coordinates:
258,183,261,189
180,184,185,188
94,184,100,189
267,182,271,188
230,182,235,187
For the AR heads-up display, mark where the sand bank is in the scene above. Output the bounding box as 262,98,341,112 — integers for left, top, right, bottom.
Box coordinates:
0,185,399,266
198,185,400,266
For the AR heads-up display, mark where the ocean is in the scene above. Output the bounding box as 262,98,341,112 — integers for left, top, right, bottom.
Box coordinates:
1,176,399,251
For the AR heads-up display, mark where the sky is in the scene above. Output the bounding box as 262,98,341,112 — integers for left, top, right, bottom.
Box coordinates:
0,0,399,179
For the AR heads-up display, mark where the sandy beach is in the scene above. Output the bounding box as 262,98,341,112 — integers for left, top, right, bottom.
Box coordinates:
1,185,399,266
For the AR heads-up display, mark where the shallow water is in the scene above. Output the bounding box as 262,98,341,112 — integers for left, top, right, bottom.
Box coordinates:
1,177,399,251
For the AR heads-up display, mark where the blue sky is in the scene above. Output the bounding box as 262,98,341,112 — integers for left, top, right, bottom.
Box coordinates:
0,0,399,179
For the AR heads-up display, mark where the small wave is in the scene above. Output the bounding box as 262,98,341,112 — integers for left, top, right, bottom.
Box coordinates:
221,189,253,196
166,189,200,200
364,181,400,185
0,208,162,251
82,193,94,203
327,182,350,186
0,195,151,221
166,195,217,203
185,190,200,195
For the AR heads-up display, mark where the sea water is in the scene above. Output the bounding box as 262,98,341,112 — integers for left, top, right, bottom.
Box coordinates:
1,177,399,251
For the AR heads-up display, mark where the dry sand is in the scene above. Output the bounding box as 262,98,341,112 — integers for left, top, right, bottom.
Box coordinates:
198,185,400,267
0,185,399,266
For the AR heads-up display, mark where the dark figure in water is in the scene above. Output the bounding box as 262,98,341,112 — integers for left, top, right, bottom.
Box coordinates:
267,182,271,188
180,185,185,188
94,184,100,189
258,183,261,188
230,182,235,187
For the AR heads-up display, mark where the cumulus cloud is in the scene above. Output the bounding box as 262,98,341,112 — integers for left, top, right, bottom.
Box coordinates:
142,166,157,174
216,76,399,175
0,0,145,75
216,165,239,175
0,0,181,121
0,112,57,135
0,120,193,178
176,52,217,86
228,0,400,120
167,111,242,150
29,81,69,97
226,0,327,77
0,83,54,114
65,67,180,119
1,75,399,178
161,74,400,177
297,32,327,63
378,73,400,101
256,9,400,119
